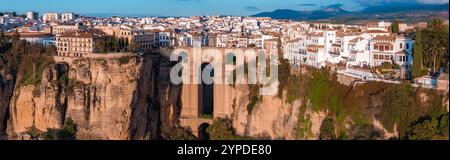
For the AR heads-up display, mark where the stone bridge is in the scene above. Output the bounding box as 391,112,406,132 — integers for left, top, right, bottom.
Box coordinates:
163,46,277,139
169,47,239,139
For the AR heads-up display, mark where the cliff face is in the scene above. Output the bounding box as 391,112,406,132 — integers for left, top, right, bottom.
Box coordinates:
0,59,15,138
2,54,448,140
5,55,182,140
229,85,325,140
226,69,449,140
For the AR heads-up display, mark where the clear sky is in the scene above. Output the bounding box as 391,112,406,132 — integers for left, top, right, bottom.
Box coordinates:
0,0,448,17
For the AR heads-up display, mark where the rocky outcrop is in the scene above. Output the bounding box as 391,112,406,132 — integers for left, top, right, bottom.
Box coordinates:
6,54,182,140
230,85,326,140
232,90,300,139
8,64,66,135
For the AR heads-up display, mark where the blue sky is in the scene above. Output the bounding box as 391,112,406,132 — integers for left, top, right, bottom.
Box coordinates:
0,0,448,17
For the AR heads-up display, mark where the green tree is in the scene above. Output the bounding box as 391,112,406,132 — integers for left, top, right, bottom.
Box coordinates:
277,58,291,98
421,18,449,74
406,114,449,140
26,125,41,138
96,38,107,53
127,40,139,53
428,17,444,30
42,128,59,140
392,19,400,33
207,118,236,140
412,29,424,78
423,29,443,73
206,118,252,140
319,118,336,140
58,118,77,140
41,118,77,140
11,30,20,44
0,30,11,54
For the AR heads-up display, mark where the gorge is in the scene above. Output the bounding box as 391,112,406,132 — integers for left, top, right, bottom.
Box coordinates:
0,50,448,140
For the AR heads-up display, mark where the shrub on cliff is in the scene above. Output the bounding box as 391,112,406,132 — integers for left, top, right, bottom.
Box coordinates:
207,118,252,140
277,58,291,98
26,125,41,139
42,118,77,140
406,113,449,140
161,127,197,140
319,117,336,140
17,55,54,87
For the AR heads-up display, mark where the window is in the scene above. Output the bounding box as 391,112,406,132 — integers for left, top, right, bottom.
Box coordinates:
374,54,379,59
400,43,403,49
406,43,410,50
374,45,378,50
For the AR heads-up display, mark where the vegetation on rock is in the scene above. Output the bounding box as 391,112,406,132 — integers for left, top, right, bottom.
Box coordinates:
42,118,77,140
207,118,253,140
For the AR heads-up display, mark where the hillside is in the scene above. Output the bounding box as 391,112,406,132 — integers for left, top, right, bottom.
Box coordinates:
252,3,449,21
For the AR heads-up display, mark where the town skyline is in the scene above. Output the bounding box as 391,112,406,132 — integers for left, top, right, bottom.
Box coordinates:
0,0,448,17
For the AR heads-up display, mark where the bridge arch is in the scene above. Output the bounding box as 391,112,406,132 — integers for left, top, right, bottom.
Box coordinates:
199,62,214,118
198,123,210,140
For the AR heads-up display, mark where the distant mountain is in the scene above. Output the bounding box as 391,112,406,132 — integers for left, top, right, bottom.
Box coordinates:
252,3,449,21
360,3,449,14
253,4,350,20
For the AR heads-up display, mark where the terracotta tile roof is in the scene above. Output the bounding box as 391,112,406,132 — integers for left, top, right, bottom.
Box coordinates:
58,30,104,38
4,32,53,38
307,44,324,48
365,30,388,34
373,35,395,42
349,37,363,43
374,42,394,46
286,38,300,43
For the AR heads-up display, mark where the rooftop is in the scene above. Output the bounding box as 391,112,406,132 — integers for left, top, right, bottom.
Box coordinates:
58,29,104,38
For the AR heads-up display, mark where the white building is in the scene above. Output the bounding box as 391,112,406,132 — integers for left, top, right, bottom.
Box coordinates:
346,36,371,67
282,25,414,70
369,35,413,67
156,30,175,47
43,12,60,22
26,11,39,20
53,23,86,35
0,15,10,24
61,13,78,22
20,33,55,46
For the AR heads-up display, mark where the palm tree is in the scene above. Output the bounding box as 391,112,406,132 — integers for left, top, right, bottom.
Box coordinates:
428,17,444,30
421,17,449,74
423,31,442,73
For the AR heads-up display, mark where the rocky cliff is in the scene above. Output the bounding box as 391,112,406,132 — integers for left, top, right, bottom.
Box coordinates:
4,54,182,140
221,67,449,140
228,84,326,140
1,54,448,140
